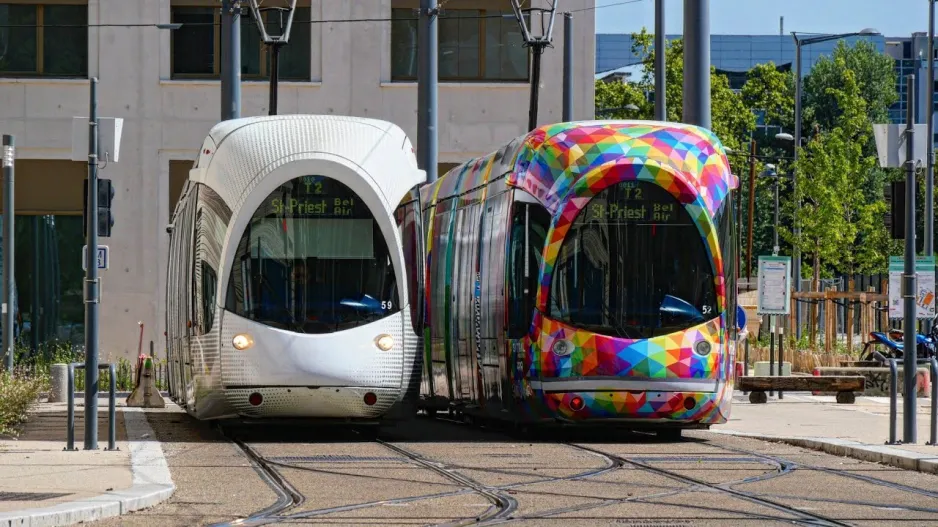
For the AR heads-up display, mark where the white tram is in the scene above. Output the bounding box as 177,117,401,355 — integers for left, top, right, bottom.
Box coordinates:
165,115,426,423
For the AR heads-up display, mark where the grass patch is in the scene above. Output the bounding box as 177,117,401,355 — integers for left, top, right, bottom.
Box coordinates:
0,369,49,437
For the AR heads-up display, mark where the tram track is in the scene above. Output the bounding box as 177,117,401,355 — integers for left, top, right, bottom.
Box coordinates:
710,440,938,500
211,422,613,527
565,442,853,527
424,416,810,526
207,429,307,527
209,416,938,527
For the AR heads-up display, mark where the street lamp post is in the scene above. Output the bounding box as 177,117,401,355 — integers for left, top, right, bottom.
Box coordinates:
510,0,558,132
791,28,880,338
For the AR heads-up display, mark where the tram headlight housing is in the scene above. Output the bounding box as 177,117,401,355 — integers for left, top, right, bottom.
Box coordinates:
375,334,394,351
232,333,254,351
694,340,711,356
552,339,575,357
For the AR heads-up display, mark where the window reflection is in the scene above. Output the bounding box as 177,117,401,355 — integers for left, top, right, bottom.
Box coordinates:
225,176,398,334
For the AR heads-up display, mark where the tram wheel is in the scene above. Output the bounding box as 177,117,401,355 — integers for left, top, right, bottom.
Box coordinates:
424,409,437,418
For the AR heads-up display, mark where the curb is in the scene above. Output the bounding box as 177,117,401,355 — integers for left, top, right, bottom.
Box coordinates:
0,408,175,527
711,429,938,476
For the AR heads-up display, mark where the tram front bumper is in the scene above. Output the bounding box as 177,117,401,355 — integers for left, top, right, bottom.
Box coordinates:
527,377,729,425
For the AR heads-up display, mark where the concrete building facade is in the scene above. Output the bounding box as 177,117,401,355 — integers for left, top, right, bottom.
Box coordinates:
0,0,596,361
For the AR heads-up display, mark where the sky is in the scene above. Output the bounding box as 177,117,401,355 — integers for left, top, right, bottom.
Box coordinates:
593,0,927,38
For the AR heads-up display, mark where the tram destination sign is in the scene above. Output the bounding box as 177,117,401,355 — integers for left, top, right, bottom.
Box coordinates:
270,196,360,217
588,184,684,224
266,176,370,218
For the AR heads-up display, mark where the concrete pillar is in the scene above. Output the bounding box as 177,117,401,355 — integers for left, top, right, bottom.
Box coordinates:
49,363,68,403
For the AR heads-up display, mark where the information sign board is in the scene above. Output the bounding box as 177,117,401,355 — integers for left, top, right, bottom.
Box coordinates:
888,255,935,319
757,256,792,315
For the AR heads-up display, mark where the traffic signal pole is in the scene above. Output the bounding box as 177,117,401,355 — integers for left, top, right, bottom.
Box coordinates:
83,77,100,450
2,134,14,372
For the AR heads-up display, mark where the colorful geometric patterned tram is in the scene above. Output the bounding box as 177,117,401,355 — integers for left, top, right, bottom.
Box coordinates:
408,120,741,435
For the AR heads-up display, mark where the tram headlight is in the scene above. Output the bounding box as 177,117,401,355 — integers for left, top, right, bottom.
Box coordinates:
375,334,394,351
552,339,575,357
232,333,254,351
694,340,711,356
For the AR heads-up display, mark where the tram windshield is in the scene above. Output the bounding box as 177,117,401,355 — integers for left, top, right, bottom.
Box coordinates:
548,180,717,339
225,176,398,333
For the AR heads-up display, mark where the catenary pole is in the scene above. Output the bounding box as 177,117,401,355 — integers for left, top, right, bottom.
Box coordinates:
418,0,439,183
562,12,573,122
927,0,935,256
84,77,100,450
682,0,710,128
904,73,918,444
221,0,242,120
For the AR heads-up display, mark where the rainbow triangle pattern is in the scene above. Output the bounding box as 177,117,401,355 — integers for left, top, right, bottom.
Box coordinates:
424,120,737,426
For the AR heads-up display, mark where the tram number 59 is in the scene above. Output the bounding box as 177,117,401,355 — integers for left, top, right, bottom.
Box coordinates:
382,301,393,310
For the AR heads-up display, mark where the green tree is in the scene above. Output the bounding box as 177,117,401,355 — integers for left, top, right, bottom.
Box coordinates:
804,39,898,135
800,39,900,275
742,62,795,133
783,60,885,284
732,62,798,276
594,78,650,120
595,28,756,152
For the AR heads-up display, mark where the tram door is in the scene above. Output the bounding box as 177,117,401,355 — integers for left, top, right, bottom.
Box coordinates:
505,193,551,407
167,181,198,406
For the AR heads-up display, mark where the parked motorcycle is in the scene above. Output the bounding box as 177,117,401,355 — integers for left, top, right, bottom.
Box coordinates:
859,320,938,362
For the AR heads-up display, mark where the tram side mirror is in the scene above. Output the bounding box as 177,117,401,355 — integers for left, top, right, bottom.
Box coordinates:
659,295,704,324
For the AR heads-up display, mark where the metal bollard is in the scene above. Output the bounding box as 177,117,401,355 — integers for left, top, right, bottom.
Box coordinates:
929,357,938,446
64,363,77,451
888,358,899,445
65,362,119,451
872,351,900,445
49,363,68,403
106,363,117,451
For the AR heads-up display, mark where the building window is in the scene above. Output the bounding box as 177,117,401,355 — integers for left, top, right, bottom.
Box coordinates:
390,7,529,82
171,4,311,80
0,2,88,77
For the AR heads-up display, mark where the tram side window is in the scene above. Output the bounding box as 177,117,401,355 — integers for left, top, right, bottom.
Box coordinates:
193,184,232,335
201,261,217,332
507,200,551,339
173,183,198,339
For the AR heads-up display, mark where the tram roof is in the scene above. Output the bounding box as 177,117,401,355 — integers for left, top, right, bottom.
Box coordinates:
192,114,423,213
424,120,736,218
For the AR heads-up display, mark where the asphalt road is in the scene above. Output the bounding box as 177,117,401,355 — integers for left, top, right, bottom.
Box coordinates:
89,406,938,527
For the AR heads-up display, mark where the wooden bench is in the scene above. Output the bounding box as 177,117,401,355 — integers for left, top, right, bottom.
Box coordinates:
737,376,865,404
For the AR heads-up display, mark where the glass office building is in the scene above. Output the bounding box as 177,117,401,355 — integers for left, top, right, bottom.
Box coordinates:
595,32,938,135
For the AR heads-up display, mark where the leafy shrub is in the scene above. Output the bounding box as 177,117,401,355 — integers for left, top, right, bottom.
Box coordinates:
0,369,49,437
